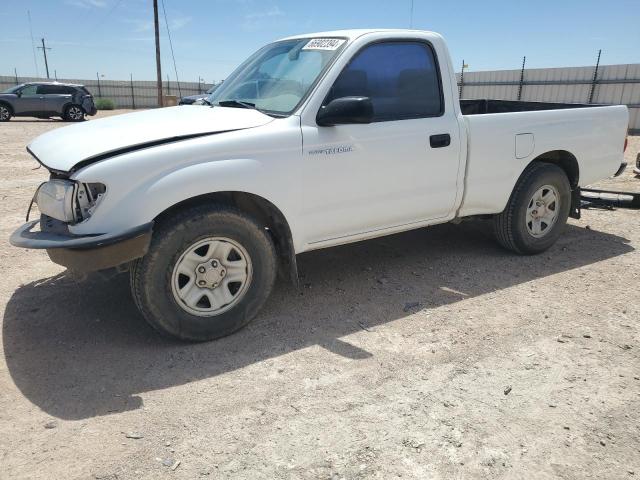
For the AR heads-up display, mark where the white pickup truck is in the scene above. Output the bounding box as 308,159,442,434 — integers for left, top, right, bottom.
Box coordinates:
11,29,629,341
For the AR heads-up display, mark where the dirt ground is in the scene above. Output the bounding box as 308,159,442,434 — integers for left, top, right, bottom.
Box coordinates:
0,111,638,480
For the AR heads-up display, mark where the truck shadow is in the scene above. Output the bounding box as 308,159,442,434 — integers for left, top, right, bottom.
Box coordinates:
2,221,634,420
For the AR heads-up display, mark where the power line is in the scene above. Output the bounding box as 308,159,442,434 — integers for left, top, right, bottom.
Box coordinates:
161,0,182,97
87,0,125,34
27,10,39,77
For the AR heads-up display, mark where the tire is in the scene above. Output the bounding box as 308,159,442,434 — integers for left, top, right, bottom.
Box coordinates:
494,162,571,255
0,103,12,121
130,204,277,341
64,104,85,122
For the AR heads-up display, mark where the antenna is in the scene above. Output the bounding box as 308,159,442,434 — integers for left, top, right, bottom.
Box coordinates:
409,0,414,28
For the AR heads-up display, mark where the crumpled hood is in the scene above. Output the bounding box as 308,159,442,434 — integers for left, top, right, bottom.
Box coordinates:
28,106,274,173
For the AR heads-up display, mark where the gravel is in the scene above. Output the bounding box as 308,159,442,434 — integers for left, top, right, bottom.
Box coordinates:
0,112,638,479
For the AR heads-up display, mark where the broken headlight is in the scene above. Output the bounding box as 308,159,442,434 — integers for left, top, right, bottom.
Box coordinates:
34,179,106,224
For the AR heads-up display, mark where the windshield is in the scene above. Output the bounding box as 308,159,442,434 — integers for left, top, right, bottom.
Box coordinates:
210,37,346,115
2,85,23,94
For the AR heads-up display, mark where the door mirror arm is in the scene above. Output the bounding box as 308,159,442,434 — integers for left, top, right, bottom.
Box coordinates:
316,96,374,126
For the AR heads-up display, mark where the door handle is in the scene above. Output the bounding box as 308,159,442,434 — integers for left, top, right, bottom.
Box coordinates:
430,133,451,148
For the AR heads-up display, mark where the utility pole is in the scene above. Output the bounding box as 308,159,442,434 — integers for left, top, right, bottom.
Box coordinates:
37,38,51,79
153,0,163,107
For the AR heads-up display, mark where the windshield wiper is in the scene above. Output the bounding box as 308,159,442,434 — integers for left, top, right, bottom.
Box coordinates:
216,100,256,110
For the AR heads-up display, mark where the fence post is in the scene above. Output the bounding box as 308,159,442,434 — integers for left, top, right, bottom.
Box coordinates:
14,68,19,85
130,74,135,110
588,49,602,104
458,60,465,99
96,72,102,98
166,74,170,95
517,56,526,101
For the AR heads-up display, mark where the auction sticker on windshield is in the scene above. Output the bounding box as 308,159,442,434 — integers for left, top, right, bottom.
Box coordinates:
302,38,346,50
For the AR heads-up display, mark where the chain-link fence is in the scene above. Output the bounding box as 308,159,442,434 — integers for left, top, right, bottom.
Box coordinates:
0,75,214,109
457,63,640,132
2,64,639,131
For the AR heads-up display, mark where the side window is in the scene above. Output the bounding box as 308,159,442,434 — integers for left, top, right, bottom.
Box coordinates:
38,85,71,95
19,85,39,96
37,85,54,94
325,41,443,121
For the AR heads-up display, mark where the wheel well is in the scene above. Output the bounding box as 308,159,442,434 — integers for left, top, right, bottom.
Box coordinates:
64,102,83,113
531,150,579,188
0,101,13,114
529,150,581,219
154,192,299,287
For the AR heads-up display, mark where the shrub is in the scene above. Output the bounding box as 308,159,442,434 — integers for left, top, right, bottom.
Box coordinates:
95,98,116,110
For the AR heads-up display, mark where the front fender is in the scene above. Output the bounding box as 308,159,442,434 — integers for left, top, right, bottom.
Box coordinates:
72,158,291,232
67,119,302,247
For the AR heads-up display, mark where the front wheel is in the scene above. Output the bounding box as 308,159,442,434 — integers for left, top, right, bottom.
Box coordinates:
0,104,12,121
64,104,85,122
130,205,277,341
494,163,571,254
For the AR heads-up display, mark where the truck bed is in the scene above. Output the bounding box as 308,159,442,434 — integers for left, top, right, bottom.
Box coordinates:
457,102,628,218
460,99,606,115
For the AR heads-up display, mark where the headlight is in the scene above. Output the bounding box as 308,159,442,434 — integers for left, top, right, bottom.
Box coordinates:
35,179,106,223
35,179,76,223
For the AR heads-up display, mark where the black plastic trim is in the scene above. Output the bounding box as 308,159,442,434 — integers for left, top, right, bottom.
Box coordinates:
10,219,154,250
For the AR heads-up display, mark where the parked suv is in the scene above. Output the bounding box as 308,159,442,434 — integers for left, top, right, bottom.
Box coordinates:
179,84,220,105
0,82,97,122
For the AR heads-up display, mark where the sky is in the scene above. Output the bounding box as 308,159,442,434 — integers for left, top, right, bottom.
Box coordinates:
1,0,639,83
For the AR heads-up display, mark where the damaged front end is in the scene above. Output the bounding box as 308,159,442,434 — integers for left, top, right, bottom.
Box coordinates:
11,161,152,273
27,176,106,224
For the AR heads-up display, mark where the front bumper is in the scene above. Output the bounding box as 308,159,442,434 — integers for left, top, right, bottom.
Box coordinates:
10,217,153,272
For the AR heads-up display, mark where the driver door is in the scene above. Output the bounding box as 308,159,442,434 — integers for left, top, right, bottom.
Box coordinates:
299,41,461,246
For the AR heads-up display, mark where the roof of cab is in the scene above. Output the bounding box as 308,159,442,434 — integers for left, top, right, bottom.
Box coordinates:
279,28,438,42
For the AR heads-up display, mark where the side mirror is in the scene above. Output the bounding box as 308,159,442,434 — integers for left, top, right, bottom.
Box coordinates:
15,91,22,97
316,96,374,126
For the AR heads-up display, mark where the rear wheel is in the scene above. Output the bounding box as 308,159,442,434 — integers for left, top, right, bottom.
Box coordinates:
130,205,277,341
494,163,571,254
0,104,12,121
64,104,85,122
